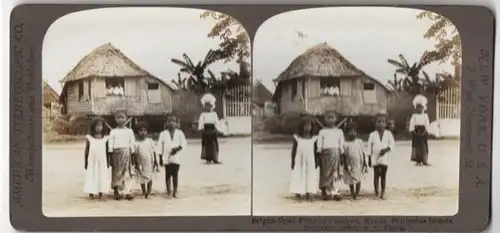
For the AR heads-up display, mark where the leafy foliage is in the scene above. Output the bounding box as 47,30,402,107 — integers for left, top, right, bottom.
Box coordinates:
200,11,251,63
417,11,462,65
171,50,251,95
388,52,459,96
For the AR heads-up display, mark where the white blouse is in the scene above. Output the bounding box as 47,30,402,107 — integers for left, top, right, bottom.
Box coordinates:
108,127,135,152
198,112,220,130
367,130,395,166
409,113,430,132
156,129,187,165
316,127,345,153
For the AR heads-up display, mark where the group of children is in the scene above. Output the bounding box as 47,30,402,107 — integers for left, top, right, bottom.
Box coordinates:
289,95,430,201
289,111,395,201
82,93,223,201
83,111,187,201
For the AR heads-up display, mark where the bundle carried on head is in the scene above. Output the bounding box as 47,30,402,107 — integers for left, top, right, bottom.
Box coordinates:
200,93,216,109
412,94,428,110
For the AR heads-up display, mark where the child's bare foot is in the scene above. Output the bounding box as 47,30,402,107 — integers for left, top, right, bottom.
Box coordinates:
125,194,134,200
333,195,341,201
213,161,222,164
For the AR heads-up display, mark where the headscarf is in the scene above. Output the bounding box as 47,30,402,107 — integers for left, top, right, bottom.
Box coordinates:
412,94,428,111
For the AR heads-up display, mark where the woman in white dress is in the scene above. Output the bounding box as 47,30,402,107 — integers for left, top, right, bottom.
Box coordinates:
83,117,111,200
290,117,319,201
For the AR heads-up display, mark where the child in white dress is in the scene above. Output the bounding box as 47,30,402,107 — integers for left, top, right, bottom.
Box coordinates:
83,117,111,200
289,117,319,201
157,113,187,198
368,113,395,200
317,111,345,201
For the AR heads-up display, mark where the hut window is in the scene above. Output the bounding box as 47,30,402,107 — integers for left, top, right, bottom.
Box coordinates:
78,81,84,101
291,80,297,99
147,82,161,103
105,78,125,96
363,83,377,103
320,78,340,96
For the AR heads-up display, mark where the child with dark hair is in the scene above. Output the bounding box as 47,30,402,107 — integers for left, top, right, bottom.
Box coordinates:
367,113,395,200
83,117,111,200
108,111,136,200
134,121,158,199
342,122,368,200
317,110,345,201
289,116,319,201
157,113,187,198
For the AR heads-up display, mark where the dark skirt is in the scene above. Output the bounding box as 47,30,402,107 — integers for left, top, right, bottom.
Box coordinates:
201,124,219,162
411,125,429,163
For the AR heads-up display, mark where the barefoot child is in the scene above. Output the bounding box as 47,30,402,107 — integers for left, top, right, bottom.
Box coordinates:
108,111,136,200
342,122,368,200
83,117,111,200
134,121,158,199
317,111,345,201
290,117,319,201
157,113,187,198
368,113,395,200
409,94,431,166
198,93,222,164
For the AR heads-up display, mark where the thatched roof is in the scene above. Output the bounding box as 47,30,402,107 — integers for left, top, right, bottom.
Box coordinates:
60,43,153,83
43,80,59,105
59,43,174,91
253,80,273,106
273,42,388,91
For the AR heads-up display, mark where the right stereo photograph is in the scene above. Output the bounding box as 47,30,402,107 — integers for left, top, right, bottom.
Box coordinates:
252,6,461,216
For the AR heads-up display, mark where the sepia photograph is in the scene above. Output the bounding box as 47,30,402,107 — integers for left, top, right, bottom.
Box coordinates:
42,7,252,217
252,7,461,216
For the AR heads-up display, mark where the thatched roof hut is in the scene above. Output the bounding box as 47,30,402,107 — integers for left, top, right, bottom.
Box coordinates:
43,80,59,107
253,79,273,107
273,42,389,116
59,43,175,117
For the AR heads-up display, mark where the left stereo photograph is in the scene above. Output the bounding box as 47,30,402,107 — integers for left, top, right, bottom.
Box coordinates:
41,7,252,217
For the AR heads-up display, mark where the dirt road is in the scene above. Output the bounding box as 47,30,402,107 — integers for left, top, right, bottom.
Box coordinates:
42,137,251,217
252,140,459,216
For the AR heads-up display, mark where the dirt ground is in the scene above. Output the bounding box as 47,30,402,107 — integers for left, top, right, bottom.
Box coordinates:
252,140,460,216
42,137,251,217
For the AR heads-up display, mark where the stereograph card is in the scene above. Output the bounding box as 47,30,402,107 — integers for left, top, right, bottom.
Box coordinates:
9,3,493,232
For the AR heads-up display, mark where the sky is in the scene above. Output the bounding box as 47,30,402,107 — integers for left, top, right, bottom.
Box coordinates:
43,7,458,95
42,7,240,94
253,7,457,92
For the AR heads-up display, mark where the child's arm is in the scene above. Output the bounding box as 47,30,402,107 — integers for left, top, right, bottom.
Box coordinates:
105,140,111,168
108,130,115,153
339,130,346,154
291,137,297,169
314,140,320,168
84,139,90,169
387,131,396,152
367,133,373,167
129,129,136,153
316,130,323,153
156,132,164,165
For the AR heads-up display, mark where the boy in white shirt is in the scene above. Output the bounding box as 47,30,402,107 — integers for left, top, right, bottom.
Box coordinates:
157,113,187,198
367,113,395,200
